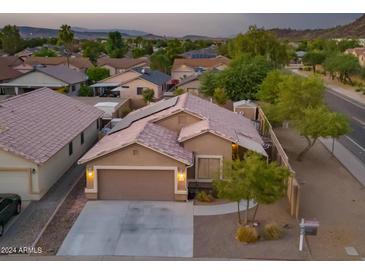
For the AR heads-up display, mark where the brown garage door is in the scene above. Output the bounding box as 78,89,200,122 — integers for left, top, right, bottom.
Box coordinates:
97,169,175,200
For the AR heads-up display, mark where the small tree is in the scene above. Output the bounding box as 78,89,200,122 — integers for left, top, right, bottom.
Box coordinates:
213,87,227,105
142,88,155,103
0,25,23,55
86,67,110,83
294,106,349,161
33,47,57,57
214,160,253,224
302,51,326,73
200,71,221,97
79,85,93,97
243,152,290,223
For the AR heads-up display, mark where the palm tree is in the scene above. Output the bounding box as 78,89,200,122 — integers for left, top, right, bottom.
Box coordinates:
58,24,74,67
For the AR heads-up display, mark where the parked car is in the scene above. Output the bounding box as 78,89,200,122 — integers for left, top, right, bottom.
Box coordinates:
0,194,21,236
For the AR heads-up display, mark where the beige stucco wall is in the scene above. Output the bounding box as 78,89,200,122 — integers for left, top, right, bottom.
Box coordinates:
37,120,99,199
234,106,257,121
178,79,200,94
0,150,38,200
101,64,117,76
87,143,186,169
118,78,162,99
172,65,196,80
155,111,202,132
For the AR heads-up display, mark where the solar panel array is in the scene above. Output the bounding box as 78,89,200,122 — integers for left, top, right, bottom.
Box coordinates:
108,96,179,135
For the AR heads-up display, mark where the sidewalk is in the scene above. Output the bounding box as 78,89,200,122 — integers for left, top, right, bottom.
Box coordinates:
290,68,365,106
193,200,256,216
275,127,365,260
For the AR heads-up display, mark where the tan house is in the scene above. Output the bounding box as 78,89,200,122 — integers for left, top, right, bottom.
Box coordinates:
97,57,149,75
0,64,88,95
0,88,103,200
345,47,365,67
78,93,267,201
90,67,170,101
171,56,230,81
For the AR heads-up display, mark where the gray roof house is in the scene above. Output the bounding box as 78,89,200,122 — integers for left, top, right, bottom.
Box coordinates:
0,64,88,96
0,87,103,200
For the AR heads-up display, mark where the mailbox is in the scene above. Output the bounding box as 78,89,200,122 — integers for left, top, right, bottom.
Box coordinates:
300,219,319,236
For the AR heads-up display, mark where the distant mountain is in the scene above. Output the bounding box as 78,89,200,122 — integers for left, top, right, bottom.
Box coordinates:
270,14,365,41
71,27,148,37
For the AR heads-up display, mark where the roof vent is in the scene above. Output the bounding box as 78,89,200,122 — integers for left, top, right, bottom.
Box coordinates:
141,68,145,74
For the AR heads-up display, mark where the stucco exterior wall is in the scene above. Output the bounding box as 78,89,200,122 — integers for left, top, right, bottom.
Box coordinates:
87,143,186,169
35,120,99,200
178,79,200,94
0,150,38,200
155,111,202,132
118,78,161,99
171,65,196,81
101,64,117,76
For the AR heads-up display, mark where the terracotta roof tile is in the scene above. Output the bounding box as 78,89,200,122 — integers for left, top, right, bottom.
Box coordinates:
172,56,230,71
97,57,149,69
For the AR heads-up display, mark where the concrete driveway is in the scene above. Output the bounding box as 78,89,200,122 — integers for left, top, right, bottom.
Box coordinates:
57,201,193,257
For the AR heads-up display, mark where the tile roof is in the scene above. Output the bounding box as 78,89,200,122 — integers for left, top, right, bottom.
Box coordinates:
79,93,266,164
79,120,193,165
0,62,22,82
36,65,88,84
0,56,24,67
132,67,171,86
97,57,148,69
24,57,92,69
0,87,103,164
172,56,230,71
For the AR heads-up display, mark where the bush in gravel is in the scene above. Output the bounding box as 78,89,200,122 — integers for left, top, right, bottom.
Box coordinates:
195,191,214,203
263,223,283,240
235,226,258,244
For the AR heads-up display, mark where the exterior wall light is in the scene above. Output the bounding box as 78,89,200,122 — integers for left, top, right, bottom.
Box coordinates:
177,169,185,181
87,167,93,178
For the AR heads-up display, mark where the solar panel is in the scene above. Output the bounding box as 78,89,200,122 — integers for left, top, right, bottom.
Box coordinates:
108,96,179,135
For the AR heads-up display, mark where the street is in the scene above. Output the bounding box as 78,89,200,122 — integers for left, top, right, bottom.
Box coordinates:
324,88,365,163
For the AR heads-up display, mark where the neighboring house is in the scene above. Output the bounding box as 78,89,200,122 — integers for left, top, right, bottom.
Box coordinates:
0,56,24,69
0,64,88,95
345,47,365,67
78,93,267,201
90,67,170,100
15,56,93,73
0,62,22,96
97,57,149,76
0,87,103,200
166,74,201,97
171,56,230,81
180,45,218,59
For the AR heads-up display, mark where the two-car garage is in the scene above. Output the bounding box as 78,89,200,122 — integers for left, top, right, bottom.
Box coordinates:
97,169,175,201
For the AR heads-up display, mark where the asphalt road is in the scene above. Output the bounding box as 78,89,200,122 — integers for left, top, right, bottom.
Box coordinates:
324,88,365,163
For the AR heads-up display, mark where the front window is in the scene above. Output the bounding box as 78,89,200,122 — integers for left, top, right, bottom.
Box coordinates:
196,156,222,180
68,142,73,156
137,87,144,95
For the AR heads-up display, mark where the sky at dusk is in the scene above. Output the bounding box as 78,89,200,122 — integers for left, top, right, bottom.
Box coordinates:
0,13,362,37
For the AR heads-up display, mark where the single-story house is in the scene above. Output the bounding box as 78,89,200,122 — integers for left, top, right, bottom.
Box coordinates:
97,57,149,76
171,56,230,81
90,67,170,101
0,87,103,200
0,62,23,96
78,93,267,201
14,56,93,73
0,64,88,95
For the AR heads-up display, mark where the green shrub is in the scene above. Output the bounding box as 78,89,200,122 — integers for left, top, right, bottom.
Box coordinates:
79,85,93,97
173,88,185,96
195,191,214,203
235,226,258,244
263,223,283,240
